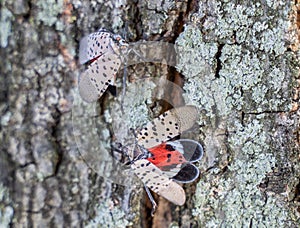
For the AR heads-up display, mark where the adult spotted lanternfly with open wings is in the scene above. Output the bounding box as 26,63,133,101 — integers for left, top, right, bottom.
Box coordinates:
78,29,128,103
127,105,204,213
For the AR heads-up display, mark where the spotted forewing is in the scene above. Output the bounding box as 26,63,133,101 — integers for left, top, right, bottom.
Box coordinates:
79,30,116,64
78,30,128,102
79,53,121,102
131,159,186,205
137,105,199,148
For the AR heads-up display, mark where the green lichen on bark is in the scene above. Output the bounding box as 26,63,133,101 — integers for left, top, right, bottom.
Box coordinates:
176,0,299,226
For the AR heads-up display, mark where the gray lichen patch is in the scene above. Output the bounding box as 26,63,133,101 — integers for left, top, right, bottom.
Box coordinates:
0,184,14,227
175,0,298,226
193,117,290,226
0,7,13,48
85,199,132,228
110,76,159,141
72,91,131,185
177,27,291,115
137,0,189,38
36,0,64,27
76,0,127,36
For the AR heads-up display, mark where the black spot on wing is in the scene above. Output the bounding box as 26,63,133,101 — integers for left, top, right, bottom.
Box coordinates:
172,163,200,183
178,139,204,162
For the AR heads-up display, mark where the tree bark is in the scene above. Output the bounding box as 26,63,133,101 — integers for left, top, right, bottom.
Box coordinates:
0,0,299,227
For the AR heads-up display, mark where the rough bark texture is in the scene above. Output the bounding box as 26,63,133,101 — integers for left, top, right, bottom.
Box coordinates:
0,0,299,227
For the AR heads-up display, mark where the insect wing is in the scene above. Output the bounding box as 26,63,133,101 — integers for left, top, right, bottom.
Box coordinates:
137,105,199,148
167,139,204,162
171,163,200,183
132,159,186,205
79,31,113,64
147,143,186,172
147,139,204,183
79,53,121,102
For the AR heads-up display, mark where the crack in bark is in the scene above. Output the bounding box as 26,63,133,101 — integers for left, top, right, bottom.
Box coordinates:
215,43,224,79
46,105,64,178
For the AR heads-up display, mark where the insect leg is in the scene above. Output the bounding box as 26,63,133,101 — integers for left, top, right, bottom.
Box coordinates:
144,185,157,216
121,60,127,113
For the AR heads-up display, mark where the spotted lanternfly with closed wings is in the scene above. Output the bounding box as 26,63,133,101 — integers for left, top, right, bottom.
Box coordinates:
129,105,204,212
78,29,128,102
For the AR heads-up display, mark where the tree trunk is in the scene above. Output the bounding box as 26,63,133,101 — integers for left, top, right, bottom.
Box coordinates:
0,0,299,227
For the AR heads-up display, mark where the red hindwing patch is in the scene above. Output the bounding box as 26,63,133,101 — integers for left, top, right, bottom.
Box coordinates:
147,142,187,169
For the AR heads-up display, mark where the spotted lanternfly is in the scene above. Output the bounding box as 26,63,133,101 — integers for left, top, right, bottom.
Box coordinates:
128,105,204,213
78,29,128,102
